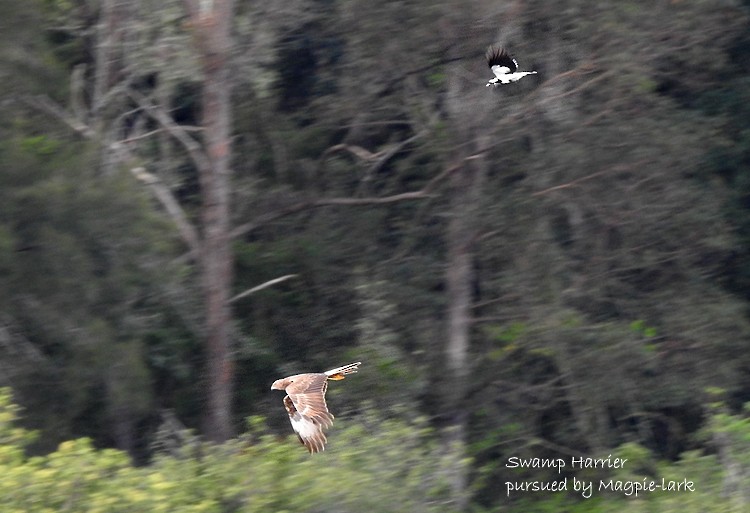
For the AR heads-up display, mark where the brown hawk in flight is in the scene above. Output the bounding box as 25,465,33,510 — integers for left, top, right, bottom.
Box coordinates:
271,362,361,453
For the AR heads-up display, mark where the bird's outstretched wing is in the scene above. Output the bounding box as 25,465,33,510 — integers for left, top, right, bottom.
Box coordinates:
486,46,518,76
283,395,328,453
286,374,335,428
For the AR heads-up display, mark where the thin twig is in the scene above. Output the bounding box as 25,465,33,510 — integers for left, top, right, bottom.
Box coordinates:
229,274,298,303
531,159,651,197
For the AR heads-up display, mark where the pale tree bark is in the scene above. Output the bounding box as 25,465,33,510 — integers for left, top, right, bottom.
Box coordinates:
441,38,493,504
443,127,487,513
183,0,235,442
445,164,476,379
443,152,486,511
444,165,473,511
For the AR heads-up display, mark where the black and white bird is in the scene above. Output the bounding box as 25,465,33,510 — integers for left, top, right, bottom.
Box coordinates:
485,46,537,86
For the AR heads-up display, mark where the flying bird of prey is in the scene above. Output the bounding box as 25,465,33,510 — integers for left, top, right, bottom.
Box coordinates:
271,362,361,453
485,46,537,86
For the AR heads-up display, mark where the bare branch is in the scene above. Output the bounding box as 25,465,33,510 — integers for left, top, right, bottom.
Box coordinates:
322,144,380,162
531,159,651,197
366,130,428,176
93,75,136,115
230,192,431,239
21,93,203,257
320,123,432,198
322,126,426,168
119,126,203,144
127,89,213,176
21,94,94,138
228,274,299,304
230,158,466,239
130,167,202,255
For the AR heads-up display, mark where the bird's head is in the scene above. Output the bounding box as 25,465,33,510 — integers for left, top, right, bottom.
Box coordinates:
270,377,292,391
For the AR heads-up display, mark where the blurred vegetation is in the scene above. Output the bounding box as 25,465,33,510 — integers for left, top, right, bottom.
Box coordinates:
1,0,750,510
1,389,750,512
0,389,463,513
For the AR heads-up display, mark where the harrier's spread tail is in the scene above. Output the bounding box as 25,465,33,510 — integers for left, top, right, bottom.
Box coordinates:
324,362,361,380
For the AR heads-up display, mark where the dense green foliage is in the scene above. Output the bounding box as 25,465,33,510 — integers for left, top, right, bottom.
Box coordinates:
0,389,463,513
1,0,750,510
2,390,750,512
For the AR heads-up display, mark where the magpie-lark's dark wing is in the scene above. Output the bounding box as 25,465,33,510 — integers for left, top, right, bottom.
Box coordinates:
486,46,518,74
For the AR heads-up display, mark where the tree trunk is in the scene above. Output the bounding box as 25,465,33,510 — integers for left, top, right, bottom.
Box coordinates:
443,157,481,511
184,0,235,442
445,167,474,379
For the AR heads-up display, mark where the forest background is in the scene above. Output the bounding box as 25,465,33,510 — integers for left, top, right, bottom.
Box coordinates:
2,0,750,511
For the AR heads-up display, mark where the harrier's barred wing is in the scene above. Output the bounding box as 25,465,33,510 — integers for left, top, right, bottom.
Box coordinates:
286,374,334,428
283,395,328,453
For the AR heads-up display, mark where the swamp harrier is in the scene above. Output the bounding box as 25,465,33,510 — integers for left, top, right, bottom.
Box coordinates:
271,362,361,453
